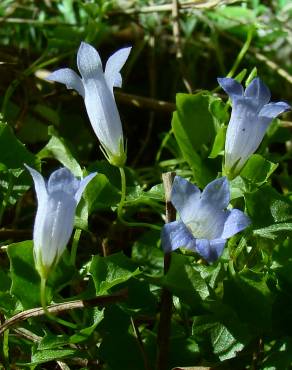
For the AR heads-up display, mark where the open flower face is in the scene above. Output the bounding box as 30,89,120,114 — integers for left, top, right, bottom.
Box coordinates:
47,42,131,167
218,77,291,178
25,165,96,279
161,176,250,263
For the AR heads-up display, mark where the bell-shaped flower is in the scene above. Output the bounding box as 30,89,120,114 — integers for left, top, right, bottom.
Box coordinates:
161,176,250,263
47,42,131,167
217,77,291,178
25,165,96,279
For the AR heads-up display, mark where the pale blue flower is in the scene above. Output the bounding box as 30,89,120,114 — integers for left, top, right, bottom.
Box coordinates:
161,176,250,263
47,42,131,167
218,77,291,178
25,165,96,279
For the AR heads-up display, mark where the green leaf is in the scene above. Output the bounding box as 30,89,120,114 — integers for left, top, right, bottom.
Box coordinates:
172,92,221,186
38,334,70,350
38,126,82,177
241,154,278,186
7,241,75,310
7,241,40,309
245,185,292,228
29,348,80,365
0,268,11,292
223,269,273,333
0,292,16,314
120,278,157,316
70,308,104,343
75,172,119,229
163,253,209,308
210,6,256,30
132,230,163,275
253,223,292,239
192,319,245,361
0,122,39,204
0,122,37,170
125,184,164,208
176,92,220,148
98,305,145,370
89,252,141,294
209,125,226,159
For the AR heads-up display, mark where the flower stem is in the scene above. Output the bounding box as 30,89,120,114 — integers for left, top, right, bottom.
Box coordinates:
117,166,161,231
70,228,82,266
227,27,254,78
40,277,77,329
2,327,10,369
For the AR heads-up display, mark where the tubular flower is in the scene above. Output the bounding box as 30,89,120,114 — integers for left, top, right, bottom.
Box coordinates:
161,176,250,263
47,42,131,167
25,165,96,279
217,77,291,178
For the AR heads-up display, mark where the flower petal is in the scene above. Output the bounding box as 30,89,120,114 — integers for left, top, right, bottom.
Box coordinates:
47,68,85,97
39,192,76,268
161,220,196,253
217,77,244,100
259,101,291,118
244,78,271,106
74,172,97,203
187,208,228,240
105,47,132,90
195,238,226,263
77,42,102,80
201,177,230,209
221,209,251,239
224,97,268,174
24,164,47,203
48,168,79,196
171,176,201,225
84,78,123,157
26,165,49,272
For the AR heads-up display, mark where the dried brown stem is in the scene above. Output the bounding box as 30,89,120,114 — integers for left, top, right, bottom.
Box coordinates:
0,228,31,240
172,0,193,93
116,0,231,14
156,172,176,370
115,91,175,114
0,289,128,335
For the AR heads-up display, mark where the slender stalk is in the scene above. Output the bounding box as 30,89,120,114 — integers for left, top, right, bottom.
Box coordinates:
227,27,254,78
117,166,161,231
130,317,152,370
40,277,77,329
70,228,82,266
40,276,47,314
155,128,174,163
3,329,9,369
156,172,176,370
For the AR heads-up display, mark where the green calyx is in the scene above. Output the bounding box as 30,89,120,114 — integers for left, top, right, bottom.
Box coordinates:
100,137,127,168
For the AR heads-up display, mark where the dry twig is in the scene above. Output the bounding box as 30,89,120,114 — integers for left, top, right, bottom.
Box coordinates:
0,289,128,335
156,172,176,370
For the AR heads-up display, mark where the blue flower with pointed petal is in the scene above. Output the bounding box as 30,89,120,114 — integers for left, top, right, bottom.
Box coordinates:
218,77,291,178
161,176,250,263
25,165,97,279
47,42,131,167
